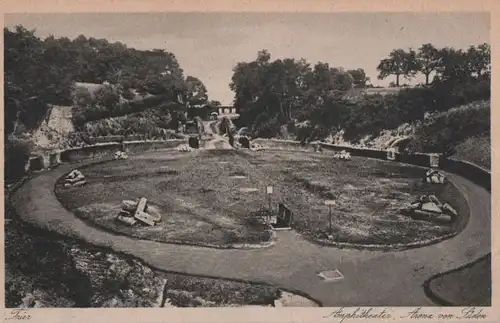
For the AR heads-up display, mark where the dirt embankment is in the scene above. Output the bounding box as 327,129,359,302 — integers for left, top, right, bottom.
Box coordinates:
5,186,315,308
31,105,75,151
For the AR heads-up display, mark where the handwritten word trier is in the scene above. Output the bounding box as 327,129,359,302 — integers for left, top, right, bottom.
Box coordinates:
5,309,32,320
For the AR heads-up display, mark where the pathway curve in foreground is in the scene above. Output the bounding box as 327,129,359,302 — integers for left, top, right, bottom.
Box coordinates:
12,153,490,306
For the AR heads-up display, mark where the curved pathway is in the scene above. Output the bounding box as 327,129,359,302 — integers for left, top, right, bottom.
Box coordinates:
12,153,490,306
202,120,233,149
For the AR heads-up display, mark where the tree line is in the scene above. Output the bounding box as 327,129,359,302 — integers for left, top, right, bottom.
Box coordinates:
4,25,213,135
230,44,490,142
377,43,490,87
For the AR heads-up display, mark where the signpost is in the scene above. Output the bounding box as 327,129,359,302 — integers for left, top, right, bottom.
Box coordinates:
386,148,396,161
324,199,336,233
266,186,273,224
429,153,440,168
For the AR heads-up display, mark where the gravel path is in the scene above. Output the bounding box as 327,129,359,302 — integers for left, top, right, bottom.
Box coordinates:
11,151,490,306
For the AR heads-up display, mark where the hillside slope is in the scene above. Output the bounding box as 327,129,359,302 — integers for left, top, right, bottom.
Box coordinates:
323,100,490,169
31,105,74,151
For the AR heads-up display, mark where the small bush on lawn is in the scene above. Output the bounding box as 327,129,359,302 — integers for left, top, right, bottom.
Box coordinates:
163,274,280,306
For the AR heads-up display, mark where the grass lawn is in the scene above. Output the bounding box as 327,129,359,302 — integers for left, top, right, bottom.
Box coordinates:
55,149,466,247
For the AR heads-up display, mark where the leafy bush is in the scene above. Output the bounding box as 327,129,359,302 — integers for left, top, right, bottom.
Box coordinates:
453,136,490,169
5,137,32,182
5,219,93,307
406,100,490,155
73,94,178,127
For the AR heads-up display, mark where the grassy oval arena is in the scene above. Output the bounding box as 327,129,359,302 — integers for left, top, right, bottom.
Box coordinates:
55,148,468,249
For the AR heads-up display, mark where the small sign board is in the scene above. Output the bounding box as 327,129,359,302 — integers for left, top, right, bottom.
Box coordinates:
386,148,396,161
277,203,293,227
266,186,273,194
429,154,440,168
318,269,344,282
324,200,336,206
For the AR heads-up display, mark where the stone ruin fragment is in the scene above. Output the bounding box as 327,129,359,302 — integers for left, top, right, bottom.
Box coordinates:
250,142,264,151
311,141,323,153
425,169,446,184
63,169,87,188
334,150,351,160
116,197,161,227
238,136,250,149
401,195,458,223
114,151,128,160
175,144,193,152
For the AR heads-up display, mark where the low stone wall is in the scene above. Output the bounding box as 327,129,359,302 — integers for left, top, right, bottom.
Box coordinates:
252,139,306,151
395,152,437,168
254,139,491,192
61,143,122,162
36,139,188,166
320,143,388,159
125,140,185,154
91,135,125,144
441,158,491,192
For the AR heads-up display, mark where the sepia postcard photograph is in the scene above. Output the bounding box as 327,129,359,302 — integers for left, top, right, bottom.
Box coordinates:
2,1,498,322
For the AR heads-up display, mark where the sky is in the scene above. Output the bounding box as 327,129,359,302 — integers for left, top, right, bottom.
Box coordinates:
5,12,490,105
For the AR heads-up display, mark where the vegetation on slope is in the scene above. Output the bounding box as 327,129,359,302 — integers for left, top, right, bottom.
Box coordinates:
4,25,217,179
406,100,490,161
230,45,490,148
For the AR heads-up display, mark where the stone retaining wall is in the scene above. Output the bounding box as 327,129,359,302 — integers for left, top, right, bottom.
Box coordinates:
28,139,187,171
27,138,491,193
440,158,491,192
253,139,491,191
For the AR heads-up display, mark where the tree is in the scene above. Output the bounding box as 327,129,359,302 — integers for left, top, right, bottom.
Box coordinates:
4,25,75,132
467,43,491,79
229,50,353,137
347,69,369,88
417,43,440,85
377,48,418,87
208,100,222,107
185,76,208,106
434,47,471,83
94,84,120,110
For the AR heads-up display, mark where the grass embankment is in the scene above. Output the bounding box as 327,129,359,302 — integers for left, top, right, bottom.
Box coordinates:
407,100,490,169
56,149,465,248
453,136,490,169
425,254,491,306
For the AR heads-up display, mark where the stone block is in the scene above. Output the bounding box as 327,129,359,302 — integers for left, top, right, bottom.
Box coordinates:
65,174,85,184
421,202,442,214
64,179,87,188
117,215,137,226
135,197,148,214
121,200,138,212
67,170,84,179
134,210,156,226
442,203,458,217
119,209,133,217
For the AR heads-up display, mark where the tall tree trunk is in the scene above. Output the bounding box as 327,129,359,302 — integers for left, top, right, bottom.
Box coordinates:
425,73,430,85
396,74,400,87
